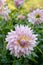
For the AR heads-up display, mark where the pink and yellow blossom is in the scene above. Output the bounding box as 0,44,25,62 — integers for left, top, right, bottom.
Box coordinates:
5,25,37,58
28,9,43,24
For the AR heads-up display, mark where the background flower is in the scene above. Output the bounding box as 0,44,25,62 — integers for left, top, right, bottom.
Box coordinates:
0,0,5,5
18,15,25,20
0,0,11,21
28,9,43,24
14,0,24,8
0,6,11,21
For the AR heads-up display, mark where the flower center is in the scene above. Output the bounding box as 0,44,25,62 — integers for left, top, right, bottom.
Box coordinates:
35,14,40,18
18,36,30,47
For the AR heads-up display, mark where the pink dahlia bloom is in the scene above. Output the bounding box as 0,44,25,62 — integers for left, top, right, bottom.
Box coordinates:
14,0,24,8
5,25,37,58
28,9,43,24
18,15,25,20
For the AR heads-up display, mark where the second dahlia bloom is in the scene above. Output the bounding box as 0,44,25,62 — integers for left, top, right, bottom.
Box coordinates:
14,0,24,8
28,9,43,24
5,25,37,58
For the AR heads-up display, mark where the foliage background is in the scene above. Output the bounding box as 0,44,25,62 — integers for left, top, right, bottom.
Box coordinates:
0,0,43,65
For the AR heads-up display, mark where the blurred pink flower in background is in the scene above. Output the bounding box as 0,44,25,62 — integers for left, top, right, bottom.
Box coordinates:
29,7,34,12
28,9,43,24
5,25,37,58
0,0,11,21
0,6,11,21
0,0,5,6
14,0,24,8
18,15,25,20
0,0,7,6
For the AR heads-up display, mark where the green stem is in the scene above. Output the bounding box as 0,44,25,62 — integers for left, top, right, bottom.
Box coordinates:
36,46,43,55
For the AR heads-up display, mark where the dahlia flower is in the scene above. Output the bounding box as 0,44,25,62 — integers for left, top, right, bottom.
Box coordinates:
28,9,43,24
14,0,24,8
5,25,37,58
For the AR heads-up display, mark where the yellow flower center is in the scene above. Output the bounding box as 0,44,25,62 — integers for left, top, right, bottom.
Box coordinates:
18,35,30,47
